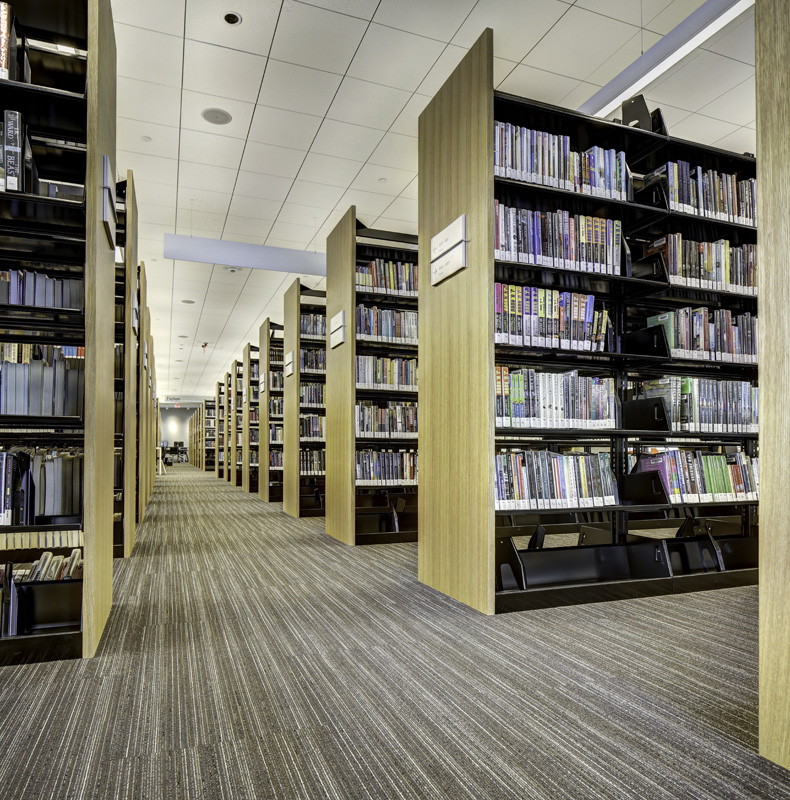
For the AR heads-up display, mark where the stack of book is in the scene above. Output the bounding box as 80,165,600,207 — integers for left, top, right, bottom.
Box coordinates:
299,348,326,373
300,449,325,476
0,355,85,416
356,305,418,345
299,415,325,441
355,401,418,439
355,355,417,392
299,382,326,407
269,423,283,444
355,259,418,296
355,449,417,486
300,313,326,340
0,270,85,309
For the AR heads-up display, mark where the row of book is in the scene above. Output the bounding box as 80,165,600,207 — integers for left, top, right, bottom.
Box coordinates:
635,449,759,504
249,450,258,466
495,203,623,274
355,356,417,393
355,401,418,439
114,345,125,380
269,423,283,444
0,270,85,310
270,371,284,391
269,345,283,365
300,414,325,441
269,451,283,469
0,4,30,83
0,356,85,416
299,349,326,373
636,377,758,433
645,235,757,295
355,449,417,486
250,361,259,380
249,407,259,422
645,161,756,226
1,343,83,363
648,309,757,364
5,551,83,587
495,285,610,352
0,528,83,551
355,258,418,297
494,122,631,200
356,305,418,345
300,449,325,476
1,451,83,525
300,382,326,407
495,450,618,511
269,397,283,417
495,368,617,429
249,428,259,444
300,313,326,338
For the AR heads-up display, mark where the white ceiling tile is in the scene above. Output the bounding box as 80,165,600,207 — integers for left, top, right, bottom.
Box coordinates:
234,171,294,202
335,189,393,222
115,24,183,87
176,187,232,214
311,119,384,162
117,118,180,159
265,238,308,250
645,0,708,35
175,260,214,277
180,90,255,139
453,0,568,63
745,119,755,130
522,7,637,81
400,177,418,200
585,29,661,87
175,226,223,238
138,203,177,226
713,126,757,155
183,39,267,103
139,221,173,240
373,0,477,41
269,221,318,244
347,24,445,92
176,209,228,232
559,81,601,111
179,161,239,194
178,129,245,169
703,8,753,65
118,78,182,127
698,76,755,128
416,45,468,98
389,93,431,136
297,152,363,187
240,141,306,179
185,0,280,56
351,163,414,196
276,203,330,228
248,105,323,150
497,65,579,105
292,0,379,19
327,77,411,130
286,180,346,209
224,215,276,236
117,150,179,185
113,0,185,35
371,217,418,235
646,50,753,112
575,0,674,26
228,195,282,220
669,114,740,147
368,132,418,172
223,233,268,245
380,196,417,223
270,0,367,74
494,57,518,88
138,237,166,260
257,60,343,116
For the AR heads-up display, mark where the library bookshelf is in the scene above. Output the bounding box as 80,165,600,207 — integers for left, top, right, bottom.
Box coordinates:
229,360,243,487
0,0,117,661
241,343,260,493
418,29,758,615
136,263,158,525
326,207,419,545
188,404,201,468
283,280,326,518
215,378,226,479
224,370,234,484
203,399,216,471
259,318,284,503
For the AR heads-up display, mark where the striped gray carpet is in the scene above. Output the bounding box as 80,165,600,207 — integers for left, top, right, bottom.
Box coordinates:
0,464,788,799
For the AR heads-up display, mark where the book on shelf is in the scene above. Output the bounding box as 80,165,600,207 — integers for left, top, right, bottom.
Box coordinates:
299,382,326,407
269,397,283,416
300,313,326,338
269,451,283,469
299,414,325,440
355,355,417,392
269,423,283,444
646,308,757,364
270,371,284,391
0,270,85,310
299,348,326,373
0,349,85,416
355,448,417,486
642,161,756,225
633,449,758,504
355,258,418,296
634,376,757,434
300,449,325,476
494,121,631,200
494,449,618,511
495,284,610,352
495,367,617,430
0,528,83,550
644,235,757,295
356,305,418,345
355,401,418,438
495,202,623,275
0,3,30,85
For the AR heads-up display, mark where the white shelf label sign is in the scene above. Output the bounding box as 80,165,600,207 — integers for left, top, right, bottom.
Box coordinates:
284,350,295,377
329,310,345,349
430,241,467,286
430,214,467,261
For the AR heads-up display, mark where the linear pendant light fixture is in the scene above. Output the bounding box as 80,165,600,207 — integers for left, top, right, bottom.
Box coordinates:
578,0,754,119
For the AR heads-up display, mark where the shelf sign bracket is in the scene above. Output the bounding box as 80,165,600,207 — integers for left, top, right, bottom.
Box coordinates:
430,214,468,286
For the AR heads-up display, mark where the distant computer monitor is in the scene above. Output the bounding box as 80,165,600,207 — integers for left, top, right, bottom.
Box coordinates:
174,441,184,448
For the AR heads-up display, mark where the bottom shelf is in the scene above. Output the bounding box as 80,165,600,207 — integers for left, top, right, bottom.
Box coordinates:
0,629,82,665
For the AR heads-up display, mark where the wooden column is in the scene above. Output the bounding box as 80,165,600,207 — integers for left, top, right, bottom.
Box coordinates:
417,29,495,614
326,206,357,544
756,0,790,770
283,279,301,517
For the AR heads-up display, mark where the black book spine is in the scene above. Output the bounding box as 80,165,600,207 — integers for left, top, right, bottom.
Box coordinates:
4,109,22,192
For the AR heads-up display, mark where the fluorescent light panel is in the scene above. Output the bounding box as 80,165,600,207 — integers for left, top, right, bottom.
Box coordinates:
578,0,754,119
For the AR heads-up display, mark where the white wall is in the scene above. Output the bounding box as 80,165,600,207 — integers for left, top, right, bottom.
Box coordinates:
161,407,196,447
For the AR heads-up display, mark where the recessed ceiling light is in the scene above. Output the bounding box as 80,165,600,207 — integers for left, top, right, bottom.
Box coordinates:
201,108,232,125
178,335,189,339
224,11,242,24
182,300,196,304
378,177,387,184
141,135,152,143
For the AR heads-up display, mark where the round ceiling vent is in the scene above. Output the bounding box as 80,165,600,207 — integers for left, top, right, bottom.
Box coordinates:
224,12,242,25
201,108,232,125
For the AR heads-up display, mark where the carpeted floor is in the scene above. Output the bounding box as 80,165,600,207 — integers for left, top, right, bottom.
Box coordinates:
0,464,788,800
